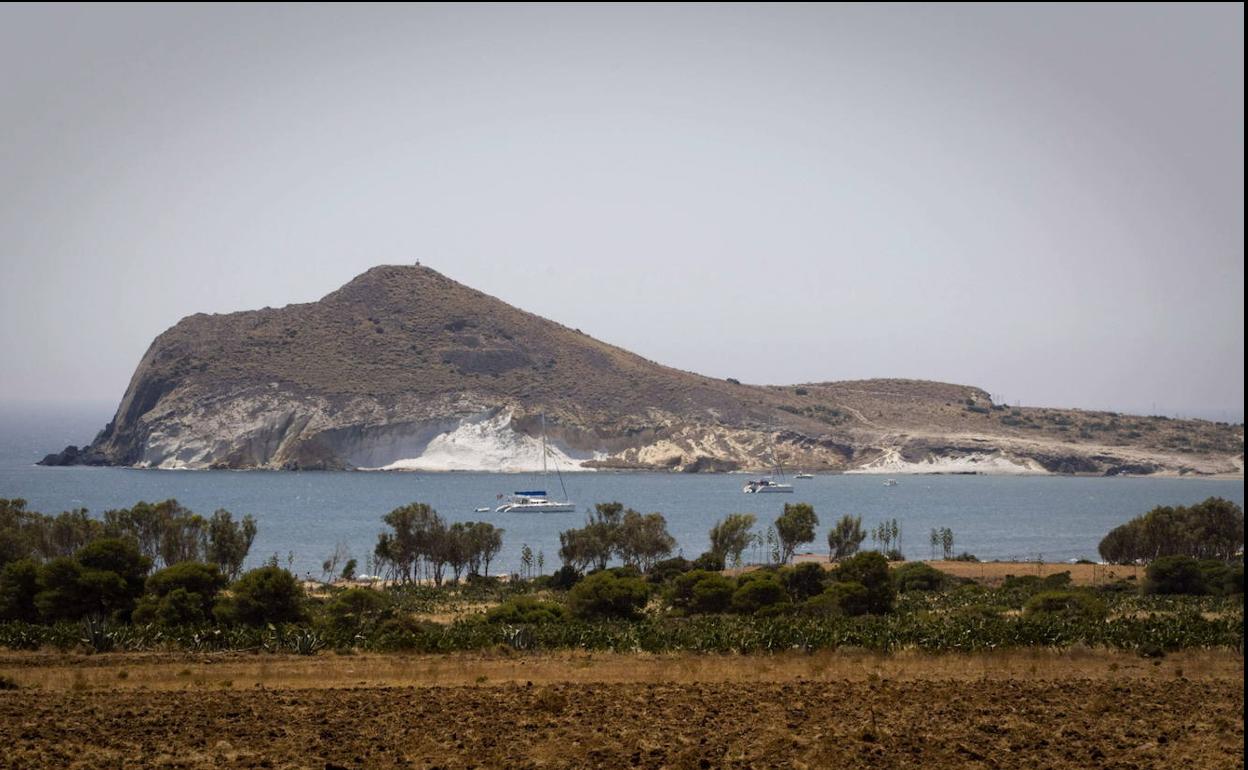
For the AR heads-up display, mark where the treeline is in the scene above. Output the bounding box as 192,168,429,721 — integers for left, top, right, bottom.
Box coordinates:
555,502,911,575
1,498,256,579
0,498,264,627
372,503,503,586
1098,497,1243,564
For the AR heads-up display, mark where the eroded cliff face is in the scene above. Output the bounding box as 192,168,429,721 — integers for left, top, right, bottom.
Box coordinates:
40,266,1245,476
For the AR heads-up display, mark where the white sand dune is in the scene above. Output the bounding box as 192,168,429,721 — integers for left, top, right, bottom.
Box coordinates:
375,411,594,472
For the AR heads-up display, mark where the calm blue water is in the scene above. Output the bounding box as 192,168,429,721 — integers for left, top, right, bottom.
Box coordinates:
1,404,1242,576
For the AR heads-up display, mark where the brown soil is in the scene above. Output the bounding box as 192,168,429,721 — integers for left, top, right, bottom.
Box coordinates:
0,650,1242,769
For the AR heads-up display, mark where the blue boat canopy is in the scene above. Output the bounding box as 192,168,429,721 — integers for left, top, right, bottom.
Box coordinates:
514,490,547,496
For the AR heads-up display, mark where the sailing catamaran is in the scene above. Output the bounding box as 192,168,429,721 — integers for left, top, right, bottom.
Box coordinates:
743,425,794,493
495,415,576,513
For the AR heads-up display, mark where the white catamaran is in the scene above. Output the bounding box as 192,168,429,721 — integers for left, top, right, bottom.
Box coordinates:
743,428,794,493
495,416,576,513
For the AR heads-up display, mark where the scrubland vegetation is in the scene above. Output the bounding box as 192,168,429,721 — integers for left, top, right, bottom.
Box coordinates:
0,496,1241,657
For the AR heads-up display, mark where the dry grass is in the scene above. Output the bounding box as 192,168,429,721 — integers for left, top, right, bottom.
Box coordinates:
921,559,1145,586
786,557,1147,586
0,648,1239,692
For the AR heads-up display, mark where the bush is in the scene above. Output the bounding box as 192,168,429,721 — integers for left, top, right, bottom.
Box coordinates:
1023,590,1108,622
75,538,150,602
949,552,979,562
132,562,227,626
731,573,789,615
567,571,650,620
1144,556,1208,596
546,565,582,591
323,587,391,632
820,581,870,616
831,551,895,614
780,562,828,602
0,559,39,622
893,562,947,593
35,558,129,622
797,590,844,617
669,570,735,615
1225,563,1244,595
214,566,305,626
691,551,725,572
485,596,568,624
372,616,444,651
646,557,692,585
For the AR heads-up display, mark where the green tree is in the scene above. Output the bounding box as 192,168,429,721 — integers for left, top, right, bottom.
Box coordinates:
206,510,257,580
214,566,305,625
132,562,227,625
731,572,789,615
559,503,625,571
775,503,818,563
0,558,40,621
669,569,735,614
75,538,151,616
827,515,866,561
708,513,756,567
816,580,870,616
1143,555,1210,595
831,551,895,614
617,511,676,572
566,570,650,619
323,587,390,633
1100,498,1244,564
780,562,828,602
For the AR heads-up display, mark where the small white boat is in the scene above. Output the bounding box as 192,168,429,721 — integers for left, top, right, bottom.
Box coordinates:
743,479,794,494
794,472,814,479
474,507,492,513
883,479,898,487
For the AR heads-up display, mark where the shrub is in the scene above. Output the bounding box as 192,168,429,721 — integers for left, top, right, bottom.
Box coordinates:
323,587,391,632
485,596,567,624
820,581,870,616
1144,556,1208,596
567,571,650,620
0,559,39,622
893,562,947,593
797,590,844,618
1225,563,1244,595
372,616,444,651
132,562,227,626
780,562,828,602
646,557,692,585
546,565,582,591
831,551,895,614
214,566,305,626
75,538,150,602
1023,590,1108,622
35,558,129,622
731,573,789,615
669,570,735,615
949,552,979,562
691,551,726,572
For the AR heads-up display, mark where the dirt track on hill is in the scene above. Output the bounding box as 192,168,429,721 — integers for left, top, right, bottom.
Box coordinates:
1,673,1243,769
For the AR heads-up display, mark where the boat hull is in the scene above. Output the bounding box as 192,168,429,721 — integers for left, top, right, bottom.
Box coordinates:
496,501,577,513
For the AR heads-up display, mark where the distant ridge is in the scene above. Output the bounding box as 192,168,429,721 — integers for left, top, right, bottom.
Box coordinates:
41,265,1244,476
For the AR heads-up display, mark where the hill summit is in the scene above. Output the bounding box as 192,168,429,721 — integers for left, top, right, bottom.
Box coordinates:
42,265,1243,476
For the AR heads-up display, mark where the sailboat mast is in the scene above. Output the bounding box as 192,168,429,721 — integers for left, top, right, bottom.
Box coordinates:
540,414,548,478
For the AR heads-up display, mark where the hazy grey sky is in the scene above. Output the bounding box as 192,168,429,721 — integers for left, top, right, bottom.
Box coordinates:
1,3,1243,419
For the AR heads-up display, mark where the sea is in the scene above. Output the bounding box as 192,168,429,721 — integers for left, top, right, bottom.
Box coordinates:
1,403,1242,578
